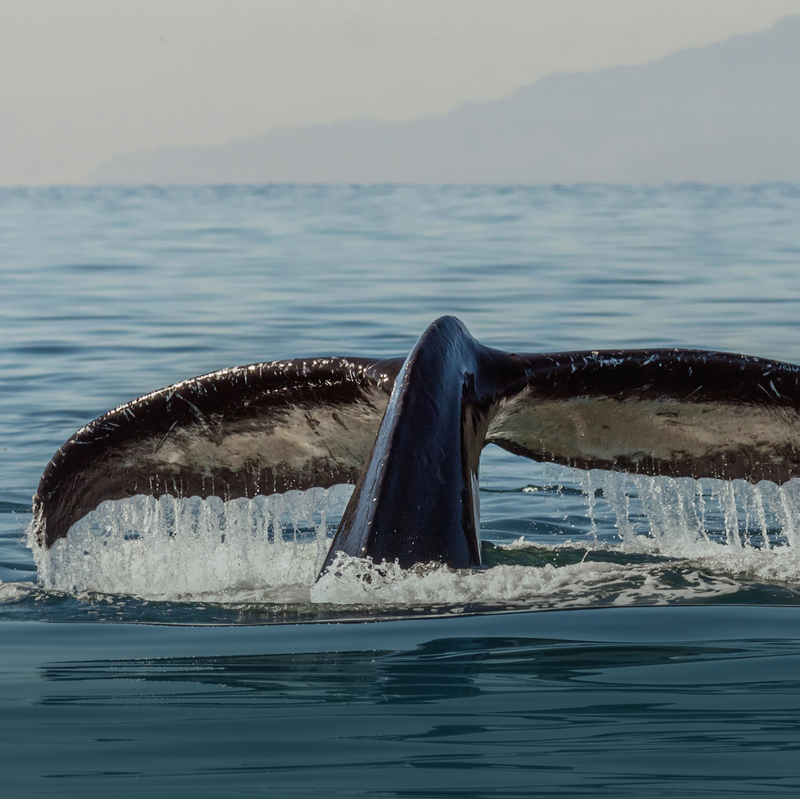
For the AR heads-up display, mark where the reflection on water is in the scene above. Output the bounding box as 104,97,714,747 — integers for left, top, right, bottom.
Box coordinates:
5,609,800,797
41,638,799,703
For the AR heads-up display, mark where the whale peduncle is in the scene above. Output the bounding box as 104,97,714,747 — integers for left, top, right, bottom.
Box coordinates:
321,316,507,573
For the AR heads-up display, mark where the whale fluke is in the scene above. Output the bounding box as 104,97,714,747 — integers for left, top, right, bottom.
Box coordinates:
32,357,403,549
33,316,800,577
489,346,800,484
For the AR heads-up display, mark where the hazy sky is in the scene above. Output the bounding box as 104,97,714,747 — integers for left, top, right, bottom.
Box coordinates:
3,0,800,185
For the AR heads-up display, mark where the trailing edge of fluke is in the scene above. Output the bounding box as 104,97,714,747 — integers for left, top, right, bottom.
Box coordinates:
33,316,800,577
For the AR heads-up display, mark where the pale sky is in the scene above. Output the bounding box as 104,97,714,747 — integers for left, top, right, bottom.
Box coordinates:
3,0,800,186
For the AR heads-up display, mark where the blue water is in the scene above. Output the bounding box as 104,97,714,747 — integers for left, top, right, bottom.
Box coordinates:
3,185,800,796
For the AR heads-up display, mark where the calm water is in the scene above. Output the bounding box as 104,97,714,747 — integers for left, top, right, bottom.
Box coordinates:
2,184,800,796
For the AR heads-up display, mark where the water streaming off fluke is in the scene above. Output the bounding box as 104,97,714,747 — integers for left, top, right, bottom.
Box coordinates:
28,466,800,611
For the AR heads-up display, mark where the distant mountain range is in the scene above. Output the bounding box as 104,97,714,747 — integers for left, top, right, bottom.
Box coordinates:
93,16,800,184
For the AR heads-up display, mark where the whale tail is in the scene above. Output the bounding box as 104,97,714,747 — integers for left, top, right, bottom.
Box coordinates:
32,356,403,550
33,317,800,577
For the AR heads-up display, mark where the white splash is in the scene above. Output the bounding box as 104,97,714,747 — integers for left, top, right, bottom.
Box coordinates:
588,470,800,557
32,486,352,600
27,471,800,608
310,552,741,608
0,581,33,602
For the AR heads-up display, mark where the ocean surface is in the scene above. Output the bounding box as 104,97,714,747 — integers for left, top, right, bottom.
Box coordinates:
2,184,800,796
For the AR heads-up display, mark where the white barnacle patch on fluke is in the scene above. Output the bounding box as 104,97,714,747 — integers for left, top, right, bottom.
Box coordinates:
488,391,800,482
147,393,382,474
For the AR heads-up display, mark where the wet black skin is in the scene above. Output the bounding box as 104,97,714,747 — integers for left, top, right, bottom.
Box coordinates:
33,316,800,578
325,316,503,570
